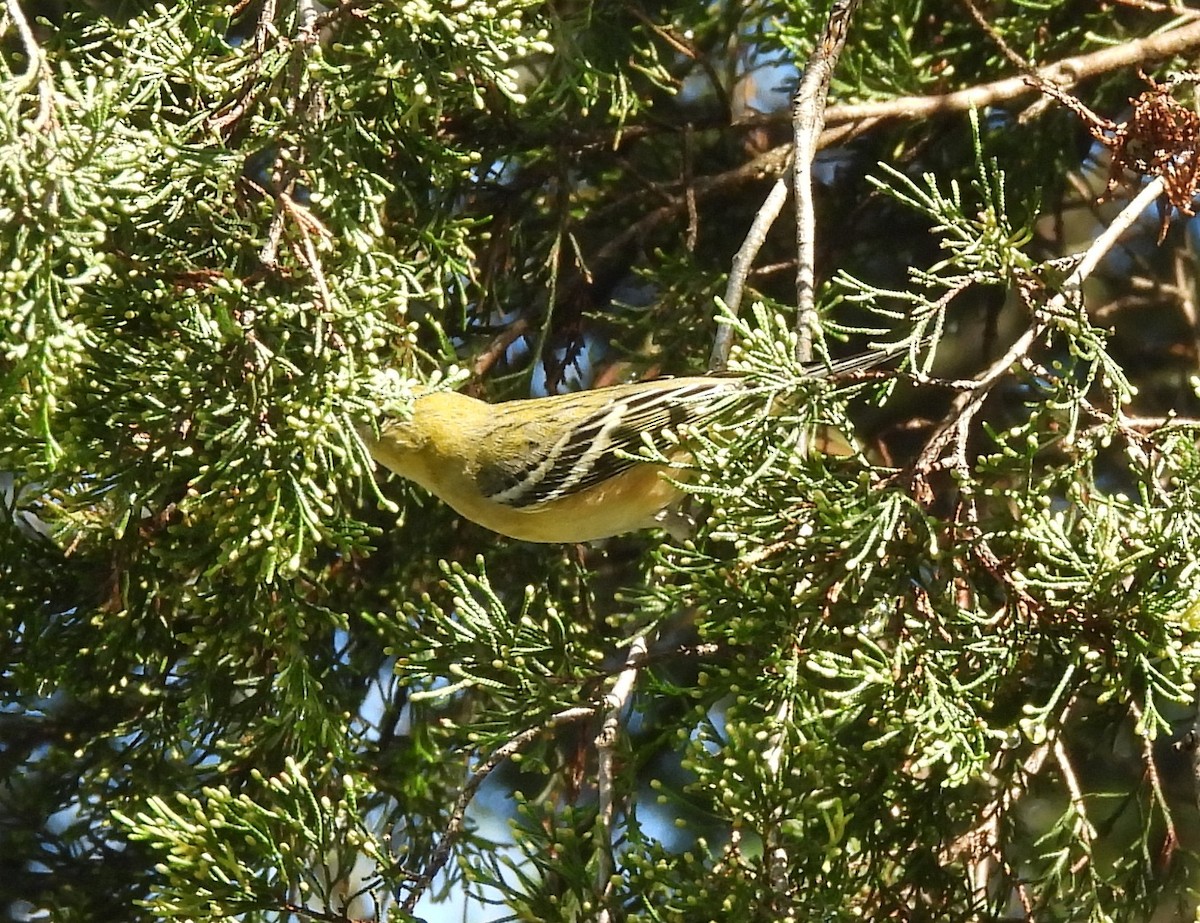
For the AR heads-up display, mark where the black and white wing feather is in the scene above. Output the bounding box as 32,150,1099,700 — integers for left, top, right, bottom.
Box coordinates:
483,380,742,509
475,341,909,509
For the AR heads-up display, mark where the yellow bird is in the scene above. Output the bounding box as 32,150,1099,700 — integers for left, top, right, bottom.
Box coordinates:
365,350,899,543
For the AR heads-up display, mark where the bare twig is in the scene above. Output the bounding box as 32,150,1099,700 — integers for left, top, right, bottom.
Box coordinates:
1121,414,1200,428
959,0,1036,75
1128,699,1179,867
310,0,376,34
1070,177,1167,283
282,192,338,353
824,18,1200,128
472,317,532,377
912,325,1040,478
711,174,790,371
1183,702,1200,818
5,0,40,91
760,699,792,775
211,0,281,134
626,4,731,117
283,899,370,923
1053,737,1098,846
6,0,54,131
683,125,699,253
595,634,650,923
260,200,289,269
760,696,796,907
399,705,597,913
792,0,862,363
952,701,1064,906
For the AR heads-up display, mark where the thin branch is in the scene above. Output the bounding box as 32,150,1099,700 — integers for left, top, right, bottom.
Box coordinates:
1113,0,1193,11
761,697,794,908
952,703,1063,908
595,634,650,923
911,325,1040,478
1120,414,1200,428
472,317,532,377
792,0,862,363
310,0,376,34
6,0,54,131
260,199,289,269
1071,177,1167,283
435,14,1200,163
283,899,366,923
683,123,699,253
824,17,1200,128
399,706,597,913
1053,737,1098,846
208,2,278,136
1181,700,1200,818
5,0,40,91
281,193,337,353
959,0,1037,74
760,699,792,775
1173,246,1200,365
1128,699,1180,868
711,174,791,371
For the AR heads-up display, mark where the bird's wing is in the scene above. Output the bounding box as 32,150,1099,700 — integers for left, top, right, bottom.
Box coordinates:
482,379,742,508
476,341,913,509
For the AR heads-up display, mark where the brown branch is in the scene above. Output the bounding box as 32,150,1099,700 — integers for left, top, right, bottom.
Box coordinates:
1121,414,1200,428
959,0,1038,75
1053,737,1097,847
824,18,1200,128
683,124,699,253
1183,701,1200,819
707,2,880,371
5,0,40,91
310,0,377,33
1129,699,1179,868
1176,223,1200,364
792,0,862,364
211,0,281,134
281,193,339,355
472,317,532,377
283,899,365,923
595,634,650,923
260,197,288,269
911,325,1041,480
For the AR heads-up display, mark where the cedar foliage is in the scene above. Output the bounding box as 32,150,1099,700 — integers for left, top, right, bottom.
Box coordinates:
4,1,1200,920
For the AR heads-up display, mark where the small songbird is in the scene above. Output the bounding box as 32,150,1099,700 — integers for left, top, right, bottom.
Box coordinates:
364,349,900,543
